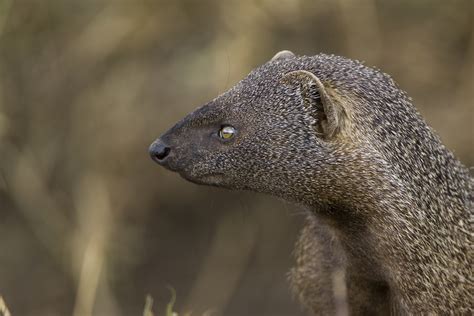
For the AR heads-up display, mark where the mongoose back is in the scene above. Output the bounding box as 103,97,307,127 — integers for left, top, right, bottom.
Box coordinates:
149,51,473,315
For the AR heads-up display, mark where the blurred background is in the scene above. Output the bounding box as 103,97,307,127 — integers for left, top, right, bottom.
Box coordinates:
0,0,472,315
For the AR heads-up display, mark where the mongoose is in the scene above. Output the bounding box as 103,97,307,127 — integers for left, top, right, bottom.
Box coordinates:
149,51,473,315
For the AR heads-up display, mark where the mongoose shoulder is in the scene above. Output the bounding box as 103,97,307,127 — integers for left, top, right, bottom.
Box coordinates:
150,51,473,314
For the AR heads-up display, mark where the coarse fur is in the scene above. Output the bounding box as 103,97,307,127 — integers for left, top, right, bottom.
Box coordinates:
150,51,474,315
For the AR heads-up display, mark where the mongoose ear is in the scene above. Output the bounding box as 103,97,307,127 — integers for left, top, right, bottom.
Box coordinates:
281,70,347,139
271,50,295,61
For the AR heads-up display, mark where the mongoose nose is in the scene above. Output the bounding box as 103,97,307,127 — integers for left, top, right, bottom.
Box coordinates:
149,140,171,164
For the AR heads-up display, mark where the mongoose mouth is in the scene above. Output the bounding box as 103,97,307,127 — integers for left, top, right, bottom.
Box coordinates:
179,171,225,187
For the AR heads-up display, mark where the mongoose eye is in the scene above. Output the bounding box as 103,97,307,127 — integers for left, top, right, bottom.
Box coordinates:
218,125,236,140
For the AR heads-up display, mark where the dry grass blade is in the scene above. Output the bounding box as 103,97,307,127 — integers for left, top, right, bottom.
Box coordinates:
143,295,154,316
144,291,182,316
165,287,177,316
0,296,11,316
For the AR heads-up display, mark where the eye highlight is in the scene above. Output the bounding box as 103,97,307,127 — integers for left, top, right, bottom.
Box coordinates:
218,125,236,140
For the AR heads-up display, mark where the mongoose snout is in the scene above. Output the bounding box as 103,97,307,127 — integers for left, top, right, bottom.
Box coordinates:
149,139,171,164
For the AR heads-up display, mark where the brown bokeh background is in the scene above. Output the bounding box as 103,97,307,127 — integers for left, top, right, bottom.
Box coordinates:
0,1,472,315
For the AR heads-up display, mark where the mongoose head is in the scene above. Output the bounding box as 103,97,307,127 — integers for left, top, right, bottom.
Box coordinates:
150,51,358,204
151,51,474,314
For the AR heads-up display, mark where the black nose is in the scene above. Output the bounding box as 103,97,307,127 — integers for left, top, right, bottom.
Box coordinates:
149,140,171,163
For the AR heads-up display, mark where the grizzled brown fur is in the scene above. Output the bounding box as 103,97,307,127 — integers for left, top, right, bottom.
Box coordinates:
150,51,473,315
